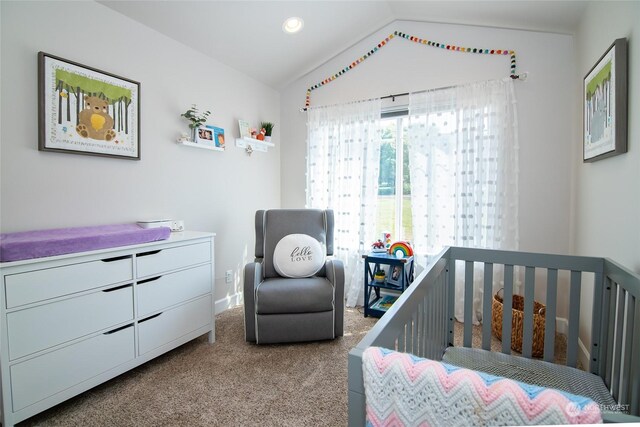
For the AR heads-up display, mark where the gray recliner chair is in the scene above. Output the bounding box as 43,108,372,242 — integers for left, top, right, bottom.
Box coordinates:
244,209,344,344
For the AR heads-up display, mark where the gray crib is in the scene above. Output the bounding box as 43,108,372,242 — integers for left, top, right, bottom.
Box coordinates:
348,247,640,425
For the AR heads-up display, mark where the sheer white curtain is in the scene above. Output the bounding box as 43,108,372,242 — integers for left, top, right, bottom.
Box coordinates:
408,78,519,323
307,99,382,307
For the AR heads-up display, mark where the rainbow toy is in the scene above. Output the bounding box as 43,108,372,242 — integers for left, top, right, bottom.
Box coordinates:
389,241,413,258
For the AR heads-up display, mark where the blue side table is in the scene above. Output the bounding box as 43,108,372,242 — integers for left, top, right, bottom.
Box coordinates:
363,252,414,318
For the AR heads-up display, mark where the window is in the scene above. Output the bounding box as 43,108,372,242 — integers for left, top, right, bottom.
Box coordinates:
376,113,412,242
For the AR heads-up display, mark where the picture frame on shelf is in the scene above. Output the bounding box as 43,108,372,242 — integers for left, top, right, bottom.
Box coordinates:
238,119,250,139
195,126,214,145
38,52,140,160
583,38,628,162
386,265,403,288
206,125,225,149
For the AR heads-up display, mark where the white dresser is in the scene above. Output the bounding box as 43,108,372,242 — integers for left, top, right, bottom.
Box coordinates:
0,231,215,427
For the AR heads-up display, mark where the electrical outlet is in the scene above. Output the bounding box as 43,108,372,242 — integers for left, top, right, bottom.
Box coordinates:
225,270,233,283
170,220,184,232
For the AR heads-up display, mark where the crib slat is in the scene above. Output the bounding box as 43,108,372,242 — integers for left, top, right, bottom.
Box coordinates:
422,286,432,359
592,272,606,375
433,275,441,358
437,275,444,357
630,301,640,415
440,272,446,351
414,308,420,355
605,279,617,388
420,295,425,357
611,285,625,401
428,291,434,358
406,311,414,354
544,268,558,363
417,299,423,358
522,266,535,358
566,271,582,367
620,293,635,405
448,260,456,347
464,261,474,348
501,265,514,354
482,263,493,350
425,290,430,357
405,312,412,354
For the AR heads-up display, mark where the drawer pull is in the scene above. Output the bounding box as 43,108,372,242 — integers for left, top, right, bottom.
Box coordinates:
138,276,162,285
137,250,161,257
103,323,133,335
101,255,131,263
102,284,133,292
139,312,162,323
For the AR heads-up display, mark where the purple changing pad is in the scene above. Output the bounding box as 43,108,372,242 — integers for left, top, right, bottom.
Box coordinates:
0,224,171,262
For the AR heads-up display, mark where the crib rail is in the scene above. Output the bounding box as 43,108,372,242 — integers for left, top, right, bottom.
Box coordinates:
347,247,451,425
600,258,640,415
348,247,640,425
448,247,604,367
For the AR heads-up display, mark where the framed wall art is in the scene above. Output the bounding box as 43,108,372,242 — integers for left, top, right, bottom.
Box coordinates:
38,52,141,160
583,38,628,162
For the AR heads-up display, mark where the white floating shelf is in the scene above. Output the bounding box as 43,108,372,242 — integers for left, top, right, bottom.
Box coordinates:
235,137,274,153
178,140,225,152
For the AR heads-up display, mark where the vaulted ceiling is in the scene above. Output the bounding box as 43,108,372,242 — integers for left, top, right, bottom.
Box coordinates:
100,1,587,89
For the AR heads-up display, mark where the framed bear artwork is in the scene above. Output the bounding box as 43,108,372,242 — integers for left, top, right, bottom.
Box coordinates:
38,52,141,160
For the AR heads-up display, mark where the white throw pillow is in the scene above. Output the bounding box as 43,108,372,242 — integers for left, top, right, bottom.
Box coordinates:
273,233,325,278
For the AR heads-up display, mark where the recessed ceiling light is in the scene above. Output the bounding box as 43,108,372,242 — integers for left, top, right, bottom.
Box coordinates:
282,17,304,34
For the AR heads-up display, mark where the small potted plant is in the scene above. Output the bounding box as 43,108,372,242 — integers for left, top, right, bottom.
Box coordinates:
374,270,386,283
181,104,211,142
260,121,275,142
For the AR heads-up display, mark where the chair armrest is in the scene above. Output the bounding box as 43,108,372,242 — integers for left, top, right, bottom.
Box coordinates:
243,260,263,342
325,258,345,337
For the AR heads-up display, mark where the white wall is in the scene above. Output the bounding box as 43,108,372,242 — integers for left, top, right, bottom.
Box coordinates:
573,1,640,363
574,2,639,271
0,1,281,309
281,20,575,256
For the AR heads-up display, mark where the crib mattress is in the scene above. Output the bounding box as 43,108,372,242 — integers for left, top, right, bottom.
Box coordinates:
442,346,616,407
0,224,171,262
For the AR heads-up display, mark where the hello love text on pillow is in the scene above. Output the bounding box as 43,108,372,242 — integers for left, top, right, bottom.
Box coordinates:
273,234,326,278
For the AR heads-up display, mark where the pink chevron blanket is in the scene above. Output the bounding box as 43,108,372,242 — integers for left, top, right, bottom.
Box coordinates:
363,347,602,426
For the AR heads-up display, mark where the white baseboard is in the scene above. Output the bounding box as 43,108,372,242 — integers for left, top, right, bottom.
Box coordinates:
556,317,590,370
556,317,568,335
215,292,242,314
578,338,590,370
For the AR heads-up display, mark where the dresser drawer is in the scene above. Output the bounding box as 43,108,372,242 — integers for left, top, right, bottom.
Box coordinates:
4,256,133,308
138,295,211,355
7,284,134,360
136,242,210,278
137,264,211,317
10,324,135,412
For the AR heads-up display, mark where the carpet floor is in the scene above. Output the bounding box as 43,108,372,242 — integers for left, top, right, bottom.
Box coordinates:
19,307,377,426
18,306,571,426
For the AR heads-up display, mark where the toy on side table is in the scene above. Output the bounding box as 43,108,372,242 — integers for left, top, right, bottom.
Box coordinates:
389,241,414,258
371,239,387,253
382,232,391,250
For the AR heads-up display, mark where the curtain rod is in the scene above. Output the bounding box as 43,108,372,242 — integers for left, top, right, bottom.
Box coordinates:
299,75,524,112
381,92,409,102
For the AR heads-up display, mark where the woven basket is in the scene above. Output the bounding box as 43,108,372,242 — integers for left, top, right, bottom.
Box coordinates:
491,289,546,357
